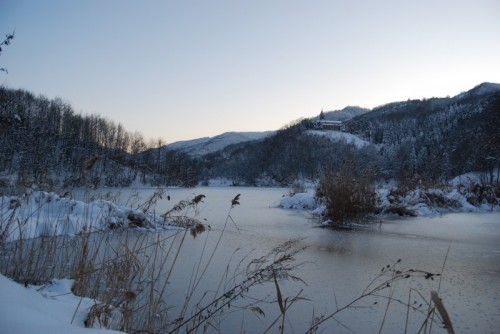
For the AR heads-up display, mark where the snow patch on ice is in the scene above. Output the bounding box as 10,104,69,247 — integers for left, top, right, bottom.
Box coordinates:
280,192,317,210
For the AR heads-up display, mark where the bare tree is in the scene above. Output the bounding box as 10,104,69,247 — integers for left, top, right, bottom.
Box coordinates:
0,31,15,74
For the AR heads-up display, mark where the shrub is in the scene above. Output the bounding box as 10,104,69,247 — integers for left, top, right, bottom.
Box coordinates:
316,161,376,223
464,181,500,206
290,180,306,195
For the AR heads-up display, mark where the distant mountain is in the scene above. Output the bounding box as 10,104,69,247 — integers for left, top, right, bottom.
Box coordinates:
164,107,368,158
164,131,275,157
454,82,500,99
163,82,500,157
318,106,370,122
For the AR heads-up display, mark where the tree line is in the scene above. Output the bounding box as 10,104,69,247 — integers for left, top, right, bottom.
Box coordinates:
346,91,500,182
200,89,499,186
1,86,498,190
0,87,199,188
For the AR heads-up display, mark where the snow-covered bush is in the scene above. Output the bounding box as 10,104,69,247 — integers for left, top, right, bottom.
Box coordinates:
378,173,500,216
280,192,316,210
459,181,499,206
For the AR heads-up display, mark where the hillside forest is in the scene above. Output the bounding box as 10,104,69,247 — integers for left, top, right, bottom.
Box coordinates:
0,83,499,190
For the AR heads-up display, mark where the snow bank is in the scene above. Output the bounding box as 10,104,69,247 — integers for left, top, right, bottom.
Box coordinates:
0,190,176,242
0,273,124,334
379,182,499,216
202,177,235,187
280,175,499,219
280,192,317,210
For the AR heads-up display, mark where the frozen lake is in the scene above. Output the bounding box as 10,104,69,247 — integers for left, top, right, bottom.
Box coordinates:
79,187,500,333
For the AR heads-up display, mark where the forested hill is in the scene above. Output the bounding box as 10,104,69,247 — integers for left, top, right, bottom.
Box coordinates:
198,83,500,185
346,83,500,180
0,83,499,189
0,88,199,188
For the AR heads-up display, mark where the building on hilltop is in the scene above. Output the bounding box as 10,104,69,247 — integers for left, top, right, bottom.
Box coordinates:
316,120,344,131
314,110,345,131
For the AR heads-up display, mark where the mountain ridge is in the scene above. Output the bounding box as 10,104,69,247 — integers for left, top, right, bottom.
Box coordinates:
0,81,498,187
455,82,500,99
164,82,500,158
163,131,275,157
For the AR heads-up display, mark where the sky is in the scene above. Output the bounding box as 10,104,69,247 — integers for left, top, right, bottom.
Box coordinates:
1,0,499,143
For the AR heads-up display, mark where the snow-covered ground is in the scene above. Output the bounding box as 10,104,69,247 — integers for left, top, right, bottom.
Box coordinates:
0,274,124,334
279,191,317,210
0,190,190,333
306,130,372,148
0,190,181,242
280,173,499,218
202,177,235,187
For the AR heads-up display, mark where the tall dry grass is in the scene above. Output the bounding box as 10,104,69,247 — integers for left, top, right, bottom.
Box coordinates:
0,190,308,332
316,161,376,223
0,187,454,333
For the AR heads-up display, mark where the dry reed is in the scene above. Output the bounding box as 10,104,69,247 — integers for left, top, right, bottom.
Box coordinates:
0,188,454,333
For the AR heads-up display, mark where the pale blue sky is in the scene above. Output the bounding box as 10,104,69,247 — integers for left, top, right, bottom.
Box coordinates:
1,0,499,143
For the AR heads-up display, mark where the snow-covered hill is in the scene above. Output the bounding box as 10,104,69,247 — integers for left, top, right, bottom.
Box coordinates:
454,82,500,99
162,107,368,158
162,81,499,161
318,106,370,121
164,131,274,157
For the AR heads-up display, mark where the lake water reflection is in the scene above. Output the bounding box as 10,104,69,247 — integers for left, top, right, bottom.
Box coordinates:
78,187,500,333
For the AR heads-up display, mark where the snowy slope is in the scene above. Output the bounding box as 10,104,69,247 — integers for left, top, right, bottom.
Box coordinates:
164,131,274,157
306,130,372,148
